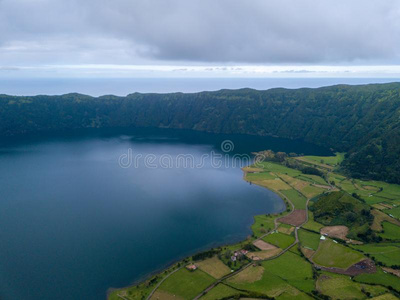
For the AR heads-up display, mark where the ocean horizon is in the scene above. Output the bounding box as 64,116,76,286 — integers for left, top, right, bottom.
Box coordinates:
1,77,399,97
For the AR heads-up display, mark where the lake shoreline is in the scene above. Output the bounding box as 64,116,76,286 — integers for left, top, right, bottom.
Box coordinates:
107,166,288,299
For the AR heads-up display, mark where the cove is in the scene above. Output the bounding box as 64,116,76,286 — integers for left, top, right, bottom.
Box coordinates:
0,128,331,300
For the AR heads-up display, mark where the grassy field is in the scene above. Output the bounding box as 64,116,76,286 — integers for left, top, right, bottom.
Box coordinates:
317,271,390,299
312,239,365,269
302,211,324,232
298,153,345,168
278,223,295,235
150,290,184,300
379,222,400,240
200,283,240,300
257,178,292,191
384,206,400,220
371,294,399,300
354,267,400,292
297,174,328,185
263,232,295,249
251,214,276,238
298,229,320,250
245,171,276,181
317,272,365,300
226,266,310,299
275,292,314,300
227,265,264,284
301,185,325,198
256,161,302,177
196,256,231,279
262,251,315,293
281,189,307,209
350,244,400,266
158,268,215,300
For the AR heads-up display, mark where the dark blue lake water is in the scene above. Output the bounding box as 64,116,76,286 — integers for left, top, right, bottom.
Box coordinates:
0,128,331,300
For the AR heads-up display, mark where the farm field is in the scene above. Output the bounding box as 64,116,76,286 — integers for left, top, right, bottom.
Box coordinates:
316,272,366,299
350,244,400,266
281,189,307,209
298,229,320,250
355,268,400,292
109,152,400,300
312,239,365,269
261,251,315,293
384,206,400,220
379,222,400,241
263,232,295,249
199,283,239,300
251,214,277,238
226,266,311,299
302,211,324,232
196,256,231,279
158,268,215,300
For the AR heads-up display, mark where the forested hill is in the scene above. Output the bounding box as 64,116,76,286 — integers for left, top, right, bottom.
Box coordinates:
1,82,400,183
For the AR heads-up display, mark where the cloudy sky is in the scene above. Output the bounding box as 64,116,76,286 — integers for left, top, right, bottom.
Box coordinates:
1,0,400,78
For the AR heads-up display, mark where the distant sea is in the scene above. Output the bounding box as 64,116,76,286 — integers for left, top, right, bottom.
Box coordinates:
0,77,399,96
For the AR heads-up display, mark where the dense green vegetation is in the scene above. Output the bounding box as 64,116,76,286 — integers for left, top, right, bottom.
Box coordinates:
310,191,377,241
2,82,400,183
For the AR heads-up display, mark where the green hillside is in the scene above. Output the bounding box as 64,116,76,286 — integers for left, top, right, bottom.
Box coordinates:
2,82,400,183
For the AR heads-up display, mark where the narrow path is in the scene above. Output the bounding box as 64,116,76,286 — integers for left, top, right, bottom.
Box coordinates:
116,294,130,300
146,266,184,300
193,262,253,300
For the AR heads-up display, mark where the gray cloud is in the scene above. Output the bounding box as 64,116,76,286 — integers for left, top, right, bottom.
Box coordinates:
0,0,400,66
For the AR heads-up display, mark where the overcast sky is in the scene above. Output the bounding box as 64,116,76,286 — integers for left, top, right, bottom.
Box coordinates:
1,0,400,78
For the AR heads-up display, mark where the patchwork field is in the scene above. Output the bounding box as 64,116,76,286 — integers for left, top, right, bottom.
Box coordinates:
111,152,400,300
196,256,231,279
